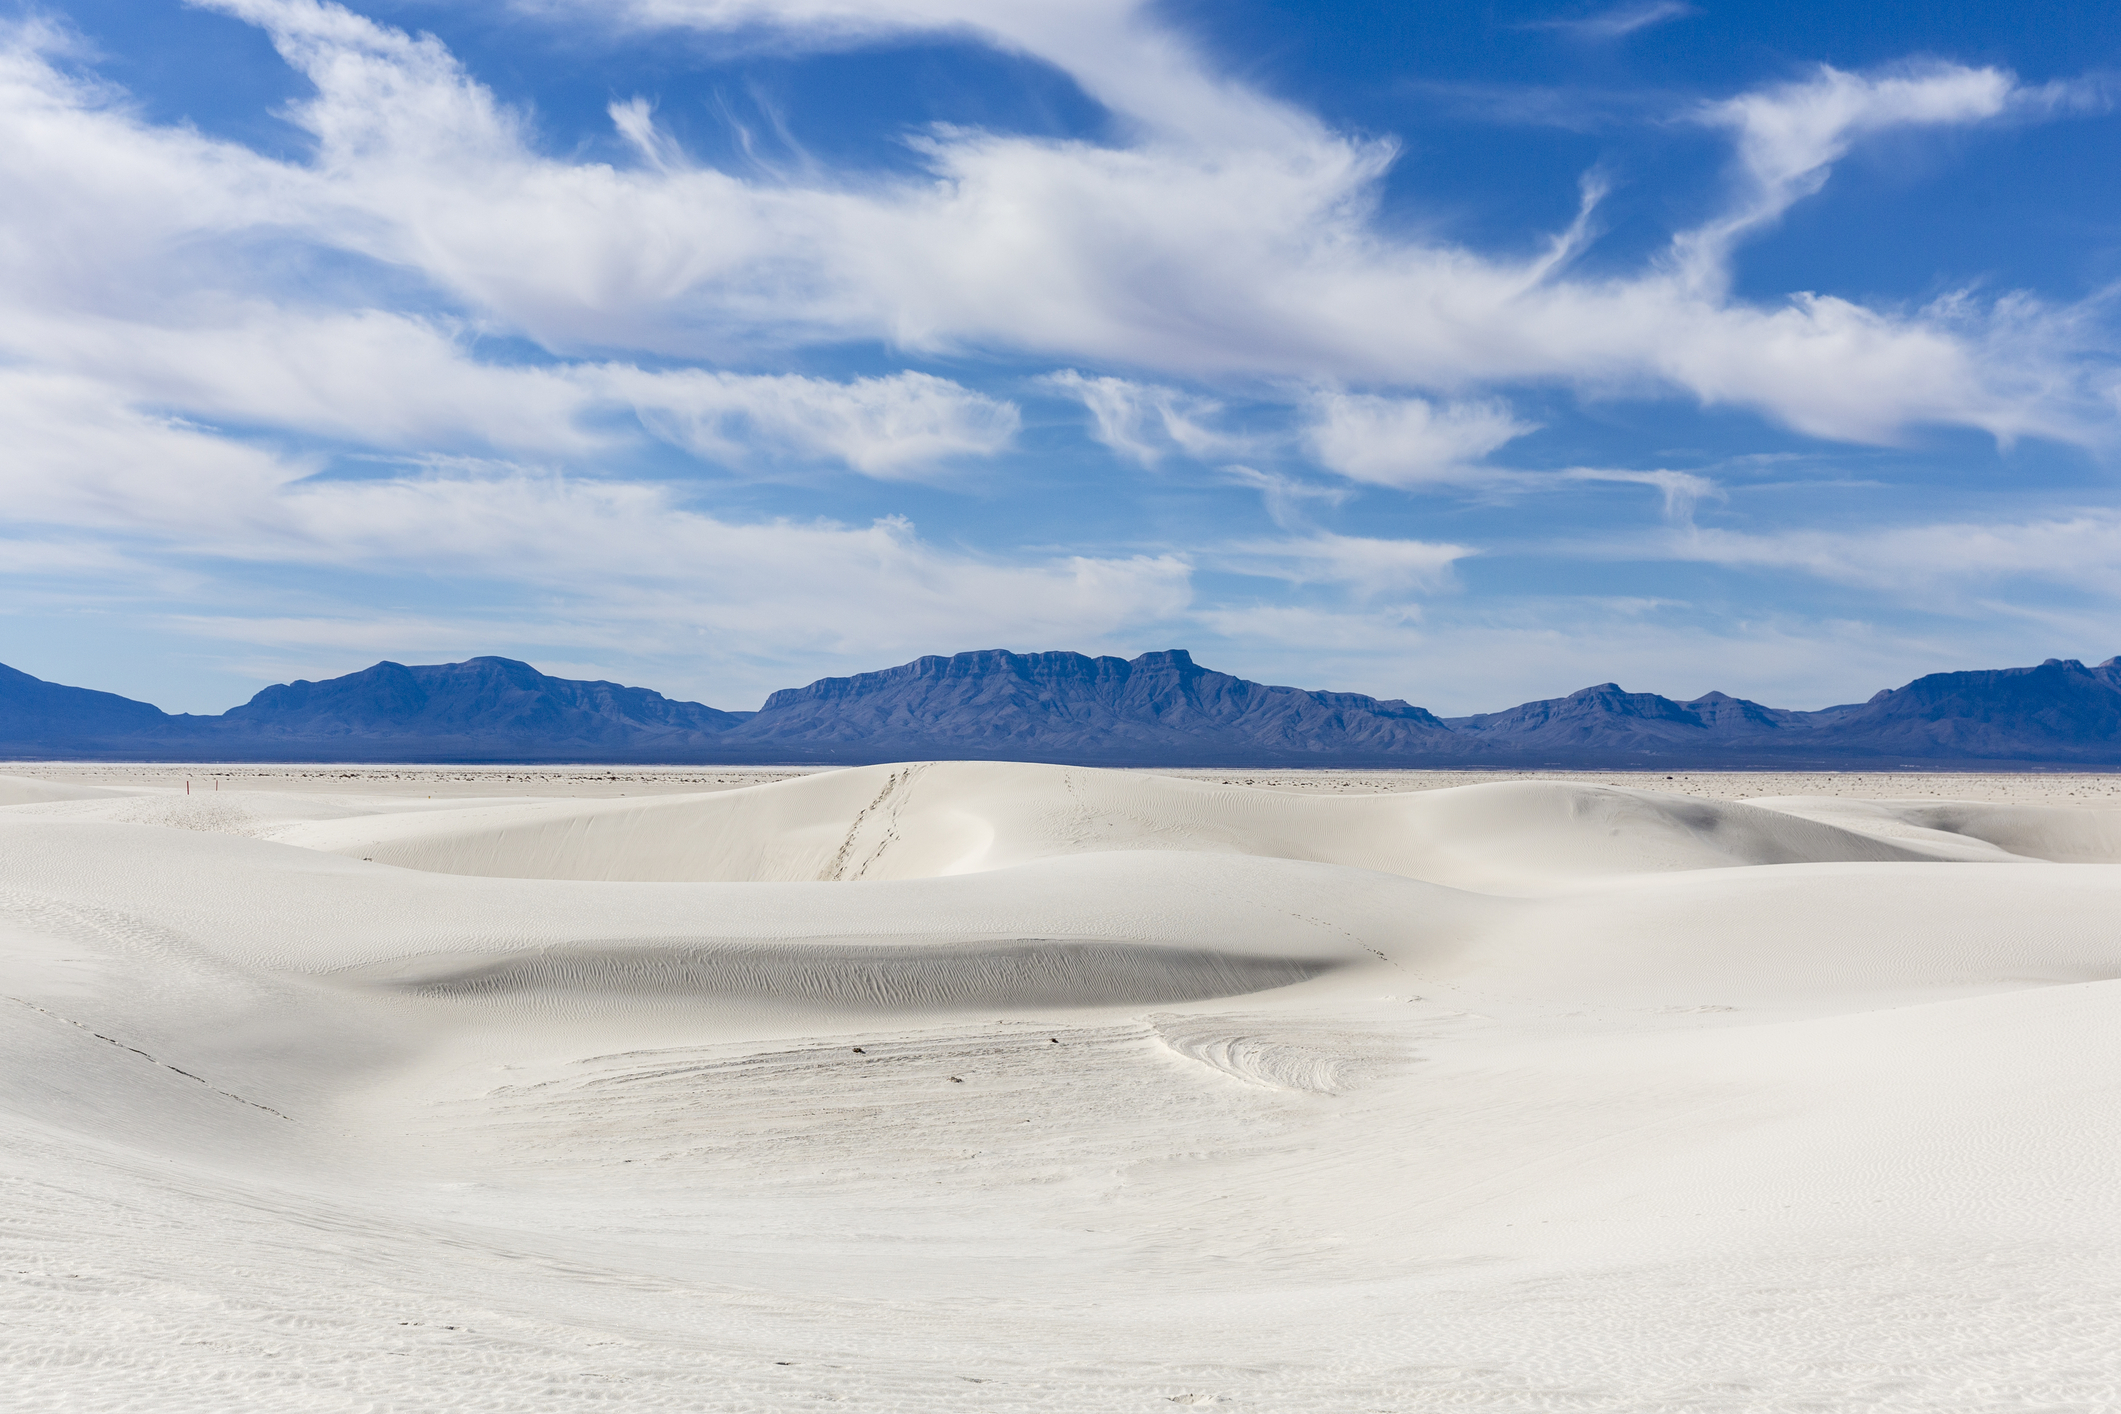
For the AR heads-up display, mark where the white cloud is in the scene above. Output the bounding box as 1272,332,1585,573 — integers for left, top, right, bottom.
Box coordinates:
532,0,1317,150
1,0,2077,449
1670,513,2121,597
9,308,597,454
1,304,1018,477
1675,62,2018,292
2,0,2117,713
1521,2,1697,41
1303,393,1535,486
602,367,1021,475
0,536,151,581
608,95,688,173
0,365,1184,665
227,479,1192,653
1216,465,1351,530
1218,532,1473,599
1043,371,1251,465
1561,467,1722,521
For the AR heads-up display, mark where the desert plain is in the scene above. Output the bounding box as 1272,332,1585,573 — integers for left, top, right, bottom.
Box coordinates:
2,761,2118,1411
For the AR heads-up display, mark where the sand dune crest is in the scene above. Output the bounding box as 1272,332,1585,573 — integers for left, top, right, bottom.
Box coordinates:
269,762,1945,892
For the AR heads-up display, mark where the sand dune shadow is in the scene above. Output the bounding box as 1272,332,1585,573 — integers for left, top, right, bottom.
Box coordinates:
340,937,1339,1010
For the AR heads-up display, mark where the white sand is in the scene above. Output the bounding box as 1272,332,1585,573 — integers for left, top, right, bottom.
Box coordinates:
3,762,2119,1411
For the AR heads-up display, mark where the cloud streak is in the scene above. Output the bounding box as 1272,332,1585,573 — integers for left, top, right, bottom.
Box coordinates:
1675,61,2022,295
1670,513,2121,597
1217,532,1474,600
3,0,2081,446
1520,2,1697,41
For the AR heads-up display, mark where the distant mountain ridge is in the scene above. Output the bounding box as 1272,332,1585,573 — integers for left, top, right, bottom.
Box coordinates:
1444,682,1821,753
223,657,750,750
719,649,1455,762
0,661,173,742
0,656,752,763
5,648,2121,767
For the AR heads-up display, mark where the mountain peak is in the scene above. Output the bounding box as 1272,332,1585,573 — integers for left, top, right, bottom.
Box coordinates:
734,647,1448,764
8,649,2121,765
219,657,744,751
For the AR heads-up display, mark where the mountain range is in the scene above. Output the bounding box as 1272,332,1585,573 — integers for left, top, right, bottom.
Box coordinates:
6,648,2121,767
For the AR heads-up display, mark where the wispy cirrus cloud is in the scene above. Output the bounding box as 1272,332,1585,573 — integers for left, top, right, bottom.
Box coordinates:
603,368,1021,477
4,305,1020,479
1216,532,1474,600
1518,1,1697,41
1041,371,1255,466
13,0,2085,445
607,95,689,173
0,360,1185,686
1047,375,1544,491
1667,513,2121,597
1562,468,1724,522
2,0,2117,712
1674,61,2024,294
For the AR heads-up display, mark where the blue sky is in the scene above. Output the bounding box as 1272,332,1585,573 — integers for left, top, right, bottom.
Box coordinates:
3,0,2118,714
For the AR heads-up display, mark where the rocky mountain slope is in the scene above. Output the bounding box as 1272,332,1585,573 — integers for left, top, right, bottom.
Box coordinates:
713,649,1456,763
5,650,2120,766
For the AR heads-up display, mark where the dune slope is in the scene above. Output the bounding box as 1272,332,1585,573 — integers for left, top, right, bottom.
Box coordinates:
3,765,2119,1412
264,760,1952,892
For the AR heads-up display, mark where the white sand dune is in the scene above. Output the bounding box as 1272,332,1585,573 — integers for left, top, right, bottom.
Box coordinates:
1746,793,2121,862
262,761,1957,891
0,774,134,805
2,763,2119,1412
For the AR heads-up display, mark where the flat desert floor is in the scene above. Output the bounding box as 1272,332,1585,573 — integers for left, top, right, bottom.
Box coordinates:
3,761,2119,1411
